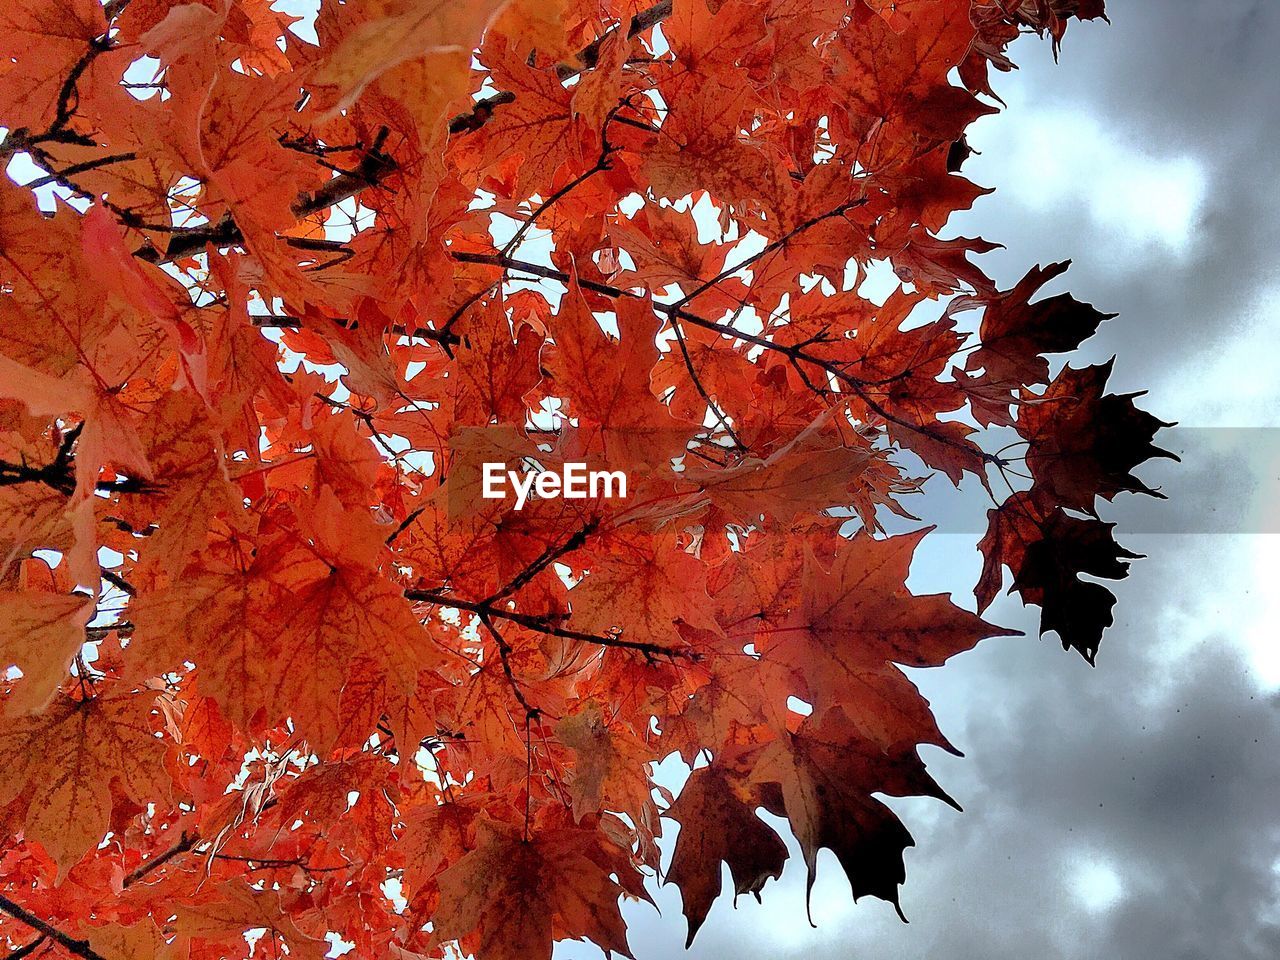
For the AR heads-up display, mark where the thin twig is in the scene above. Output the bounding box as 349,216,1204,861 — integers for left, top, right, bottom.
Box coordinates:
4,933,47,960
478,614,539,720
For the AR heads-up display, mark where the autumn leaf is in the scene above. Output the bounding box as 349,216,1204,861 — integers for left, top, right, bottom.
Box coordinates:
750,707,956,919
977,490,1142,663
314,0,510,122
665,761,788,945
0,588,92,716
1019,360,1178,511
0,0,106,131
555,699,657,823
569,528,721,650
432,813,642,960
753,530,1012,744
175,883,328,960
0,687,170,875
954,260,1112,424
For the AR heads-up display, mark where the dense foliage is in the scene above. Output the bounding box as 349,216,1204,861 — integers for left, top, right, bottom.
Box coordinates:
0,1,1170,958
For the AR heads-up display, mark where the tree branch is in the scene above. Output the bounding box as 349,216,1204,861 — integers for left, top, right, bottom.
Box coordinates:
671,199,864,309
483,522,598,606
136,128,395,264
0,0,134,161
407,590,692,662
565,0,673,77
22,152,137,190
498,102,625,260
3,934,46,960
669,312,747,452
0,456,155,497
450,246,1001,468
447,0,673,135
122,830,200,887
0,896,108,960
478,614,539,719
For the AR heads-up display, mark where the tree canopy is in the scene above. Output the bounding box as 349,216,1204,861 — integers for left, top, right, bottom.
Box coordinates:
0,1,1171,958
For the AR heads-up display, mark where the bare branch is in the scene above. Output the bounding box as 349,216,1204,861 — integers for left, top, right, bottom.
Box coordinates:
0,896,108,960
408,589,693,662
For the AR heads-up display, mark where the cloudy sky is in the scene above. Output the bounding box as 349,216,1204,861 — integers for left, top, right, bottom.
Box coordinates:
556,3,1280,958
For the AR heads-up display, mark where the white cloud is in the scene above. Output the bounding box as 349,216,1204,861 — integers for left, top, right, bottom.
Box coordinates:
1156,281,1280,428
1065,854,1126,913
968,97,1208,258
1238,536,1280,690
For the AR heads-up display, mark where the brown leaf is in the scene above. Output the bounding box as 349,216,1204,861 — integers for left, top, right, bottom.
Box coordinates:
665,762,787,945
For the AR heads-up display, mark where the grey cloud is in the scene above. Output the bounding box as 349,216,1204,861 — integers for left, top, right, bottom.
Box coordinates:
958,1,1280,389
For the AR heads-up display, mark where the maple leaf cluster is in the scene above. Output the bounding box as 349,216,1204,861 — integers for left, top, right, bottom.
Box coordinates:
0,1,1171,958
